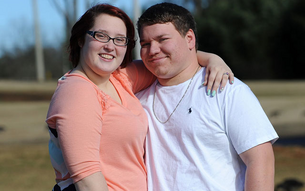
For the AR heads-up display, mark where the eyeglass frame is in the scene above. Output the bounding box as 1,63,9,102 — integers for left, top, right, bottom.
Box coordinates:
86,31,129,46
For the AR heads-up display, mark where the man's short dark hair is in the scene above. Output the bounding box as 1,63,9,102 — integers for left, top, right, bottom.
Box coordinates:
137,2,198,49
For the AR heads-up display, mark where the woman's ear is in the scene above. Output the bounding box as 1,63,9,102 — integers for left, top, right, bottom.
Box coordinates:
78,39,83,48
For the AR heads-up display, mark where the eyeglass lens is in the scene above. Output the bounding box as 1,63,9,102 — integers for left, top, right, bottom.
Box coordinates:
94,32,128,46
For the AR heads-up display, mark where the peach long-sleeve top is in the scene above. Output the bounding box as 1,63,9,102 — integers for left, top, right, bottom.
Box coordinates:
46,62,155,191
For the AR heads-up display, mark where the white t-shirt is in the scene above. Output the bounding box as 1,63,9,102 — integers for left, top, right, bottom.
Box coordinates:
136,67,278,191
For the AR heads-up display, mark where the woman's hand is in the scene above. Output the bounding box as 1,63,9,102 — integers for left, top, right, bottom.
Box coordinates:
197,51,234,97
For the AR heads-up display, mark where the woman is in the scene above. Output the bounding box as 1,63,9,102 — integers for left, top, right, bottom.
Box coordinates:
46,4,233,191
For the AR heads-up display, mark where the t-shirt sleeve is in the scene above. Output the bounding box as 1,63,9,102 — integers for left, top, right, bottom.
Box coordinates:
47,78,103,183
224,83,278,154
120,60,156,94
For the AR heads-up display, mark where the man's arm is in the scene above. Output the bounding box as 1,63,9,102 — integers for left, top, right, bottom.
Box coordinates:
239,142,275,191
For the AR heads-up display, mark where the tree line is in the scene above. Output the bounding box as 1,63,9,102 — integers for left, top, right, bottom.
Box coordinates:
194,0,305,79
0,0,304,81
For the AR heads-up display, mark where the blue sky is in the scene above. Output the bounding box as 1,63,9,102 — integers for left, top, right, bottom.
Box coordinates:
0,0,164,56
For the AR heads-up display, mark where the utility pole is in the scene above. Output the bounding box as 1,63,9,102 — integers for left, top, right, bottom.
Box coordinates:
133,0,141,60
32,0,45,82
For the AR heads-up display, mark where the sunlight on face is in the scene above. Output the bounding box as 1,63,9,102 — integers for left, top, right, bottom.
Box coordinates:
80,14,128,78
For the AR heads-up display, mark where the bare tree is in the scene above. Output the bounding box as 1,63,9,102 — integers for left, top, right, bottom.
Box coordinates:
49,0,78,73
32,0,45,82
133,0,141,60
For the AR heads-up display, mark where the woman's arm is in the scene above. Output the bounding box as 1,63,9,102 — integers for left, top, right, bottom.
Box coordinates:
124,51,233,95
75,172,108,191
197,51,234,96
121,60,156,93
53,80,107,189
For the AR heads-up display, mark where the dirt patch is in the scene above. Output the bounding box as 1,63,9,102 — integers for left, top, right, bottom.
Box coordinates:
0,80,56,101
0,91,53,101
274,145,305,189
0,101,50,145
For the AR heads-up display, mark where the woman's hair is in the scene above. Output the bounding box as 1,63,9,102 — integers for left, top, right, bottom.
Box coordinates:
68,4,135,68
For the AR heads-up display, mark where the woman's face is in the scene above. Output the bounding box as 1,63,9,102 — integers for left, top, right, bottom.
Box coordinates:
79,14,127,77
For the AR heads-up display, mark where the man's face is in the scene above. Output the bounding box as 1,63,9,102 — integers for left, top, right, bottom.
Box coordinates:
139,22,193,83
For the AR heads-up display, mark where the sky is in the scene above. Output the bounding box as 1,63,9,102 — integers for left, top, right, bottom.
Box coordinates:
0,0,163,56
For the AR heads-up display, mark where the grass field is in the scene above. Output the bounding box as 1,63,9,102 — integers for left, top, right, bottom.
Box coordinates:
0,80,304,190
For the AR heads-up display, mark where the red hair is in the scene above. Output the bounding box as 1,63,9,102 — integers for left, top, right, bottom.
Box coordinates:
68,4,135,68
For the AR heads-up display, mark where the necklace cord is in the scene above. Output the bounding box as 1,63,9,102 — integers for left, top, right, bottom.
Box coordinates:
153,65,200,124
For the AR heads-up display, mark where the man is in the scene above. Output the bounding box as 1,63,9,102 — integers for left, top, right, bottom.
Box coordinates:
136,2,278,191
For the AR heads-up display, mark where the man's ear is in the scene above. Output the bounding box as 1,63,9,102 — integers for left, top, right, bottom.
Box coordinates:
185,29,196,50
